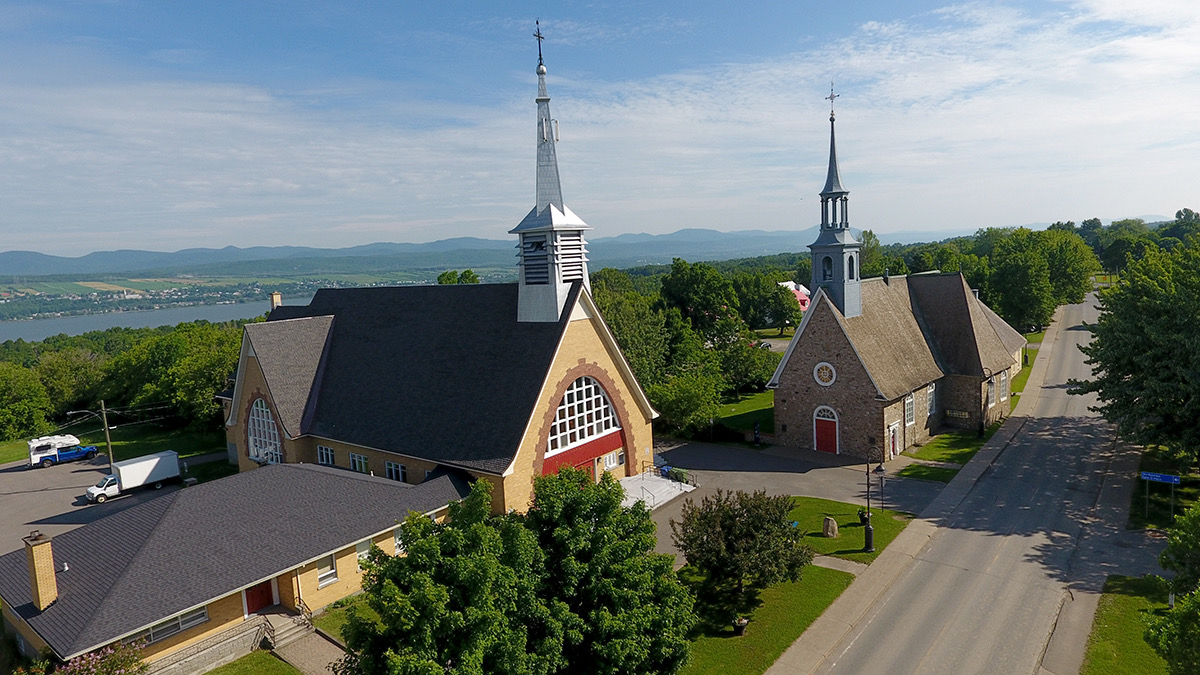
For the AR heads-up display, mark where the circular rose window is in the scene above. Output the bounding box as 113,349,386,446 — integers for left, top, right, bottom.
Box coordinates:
814,362,836,386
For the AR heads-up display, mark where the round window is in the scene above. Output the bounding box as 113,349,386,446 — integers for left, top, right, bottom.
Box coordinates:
814,362,836,386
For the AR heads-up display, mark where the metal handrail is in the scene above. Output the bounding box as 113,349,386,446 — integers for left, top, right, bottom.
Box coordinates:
640,485,657,508
254,618,276,650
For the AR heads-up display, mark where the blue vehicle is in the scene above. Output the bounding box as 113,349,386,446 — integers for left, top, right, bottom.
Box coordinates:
28,435,99,468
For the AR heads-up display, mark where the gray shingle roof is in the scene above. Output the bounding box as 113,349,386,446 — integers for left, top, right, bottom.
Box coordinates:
0,464,470,660
244,315,333,437
258,283,576,474
787,273,1022,401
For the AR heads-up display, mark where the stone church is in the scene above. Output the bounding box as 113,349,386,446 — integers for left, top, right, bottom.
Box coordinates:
769,97,1024,461
220,48,657,512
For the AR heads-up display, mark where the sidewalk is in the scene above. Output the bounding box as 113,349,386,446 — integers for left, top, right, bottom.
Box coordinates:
764,305,1067,675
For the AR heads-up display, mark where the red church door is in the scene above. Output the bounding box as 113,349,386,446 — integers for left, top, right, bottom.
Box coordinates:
814,407,838,453
245,580,273,614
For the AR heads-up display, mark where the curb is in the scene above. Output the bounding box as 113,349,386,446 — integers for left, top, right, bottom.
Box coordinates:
766,307,1067,675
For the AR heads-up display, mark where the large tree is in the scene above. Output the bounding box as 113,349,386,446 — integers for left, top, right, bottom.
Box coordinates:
670,489,813,599
658,258,740,341
1038,228,1100,305
524,469,695,675
1159,503,1200,595
338,481,566,675
1145,589,1200,675
339,472,694,675
1070,244,1200,464
0,362,54,441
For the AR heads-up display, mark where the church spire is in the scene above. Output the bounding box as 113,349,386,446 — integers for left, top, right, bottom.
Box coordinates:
511,22,592,323
808,83,862,318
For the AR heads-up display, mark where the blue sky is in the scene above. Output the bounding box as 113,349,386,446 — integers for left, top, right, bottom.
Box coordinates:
1,1,1197,256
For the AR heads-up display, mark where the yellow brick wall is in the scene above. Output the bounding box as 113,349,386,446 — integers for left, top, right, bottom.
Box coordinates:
229,354,304,473
499,312,654,513
2,600,50,658
276,570,299,612
140,593,245,664
295,545,365,612
302,439,441,485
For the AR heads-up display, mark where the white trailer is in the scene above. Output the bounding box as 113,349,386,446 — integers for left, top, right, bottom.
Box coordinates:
86,451,180,503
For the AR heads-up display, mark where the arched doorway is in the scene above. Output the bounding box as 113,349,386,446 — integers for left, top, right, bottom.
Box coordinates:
813,406,838,454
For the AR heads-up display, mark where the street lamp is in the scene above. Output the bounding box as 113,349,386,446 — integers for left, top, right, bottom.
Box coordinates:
68,399,115,469
863,462,875,553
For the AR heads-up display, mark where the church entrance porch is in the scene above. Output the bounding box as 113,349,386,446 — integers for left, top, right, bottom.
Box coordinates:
888,423,900,459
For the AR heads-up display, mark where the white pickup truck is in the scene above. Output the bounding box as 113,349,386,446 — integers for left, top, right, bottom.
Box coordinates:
28,435,99,468
86,451,181,503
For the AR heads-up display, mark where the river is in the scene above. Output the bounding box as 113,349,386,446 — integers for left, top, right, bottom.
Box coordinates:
0,295,314,343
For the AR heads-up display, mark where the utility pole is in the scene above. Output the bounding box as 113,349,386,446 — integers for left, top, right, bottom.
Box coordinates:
100,399,114,469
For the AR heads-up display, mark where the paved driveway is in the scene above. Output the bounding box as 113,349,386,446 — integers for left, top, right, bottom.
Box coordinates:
0,457,182,556
649,440,945,560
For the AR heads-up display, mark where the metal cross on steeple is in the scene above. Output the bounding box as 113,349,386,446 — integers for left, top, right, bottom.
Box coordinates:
534,19,545,66
826,82,839,117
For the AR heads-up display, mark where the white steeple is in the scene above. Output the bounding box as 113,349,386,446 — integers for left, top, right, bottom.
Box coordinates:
510,22,592,323
808,84,862,318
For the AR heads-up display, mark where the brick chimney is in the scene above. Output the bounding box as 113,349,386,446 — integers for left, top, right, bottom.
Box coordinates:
269,292,283,310
23,530,57,611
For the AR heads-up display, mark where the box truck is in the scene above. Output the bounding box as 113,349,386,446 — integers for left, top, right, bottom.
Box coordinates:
28,435,99,468
86,451,180,503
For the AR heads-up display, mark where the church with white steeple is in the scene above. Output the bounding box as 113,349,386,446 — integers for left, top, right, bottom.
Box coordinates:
219,30,656,512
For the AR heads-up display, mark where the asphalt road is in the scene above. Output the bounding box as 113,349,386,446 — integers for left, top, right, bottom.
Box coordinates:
816,296,1134,675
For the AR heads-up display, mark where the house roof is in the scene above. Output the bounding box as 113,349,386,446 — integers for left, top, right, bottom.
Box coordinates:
0,464,470,660
243,315,334,437
770,272,1022,400
260,283,578,475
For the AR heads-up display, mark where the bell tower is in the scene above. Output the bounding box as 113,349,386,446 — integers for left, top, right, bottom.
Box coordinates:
808,84,862,318
510,22,591,323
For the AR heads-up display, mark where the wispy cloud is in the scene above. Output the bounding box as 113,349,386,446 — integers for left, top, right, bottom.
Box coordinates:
0,2,1196,256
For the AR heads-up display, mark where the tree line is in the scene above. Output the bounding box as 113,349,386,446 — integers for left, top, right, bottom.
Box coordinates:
0,320,250,442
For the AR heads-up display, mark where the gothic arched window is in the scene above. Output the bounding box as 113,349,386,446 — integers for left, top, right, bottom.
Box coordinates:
548,376,621,454
247,399,282,464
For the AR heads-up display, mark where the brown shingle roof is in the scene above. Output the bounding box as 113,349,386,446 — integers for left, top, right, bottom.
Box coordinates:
839,280,944,400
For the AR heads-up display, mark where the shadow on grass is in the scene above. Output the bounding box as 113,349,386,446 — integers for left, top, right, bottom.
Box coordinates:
678,566,764,639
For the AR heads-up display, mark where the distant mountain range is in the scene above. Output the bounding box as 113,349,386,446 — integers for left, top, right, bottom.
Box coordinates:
0,225,986,278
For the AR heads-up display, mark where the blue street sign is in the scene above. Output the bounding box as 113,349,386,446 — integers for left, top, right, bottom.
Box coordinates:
1141,472,1182,484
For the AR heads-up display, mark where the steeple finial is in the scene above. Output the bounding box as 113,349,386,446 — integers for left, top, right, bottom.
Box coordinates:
821,83,847,197
534,19,545,67
826,81,838,120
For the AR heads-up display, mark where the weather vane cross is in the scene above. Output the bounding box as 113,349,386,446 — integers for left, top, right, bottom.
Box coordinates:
826,82,839,115
534,19,545,66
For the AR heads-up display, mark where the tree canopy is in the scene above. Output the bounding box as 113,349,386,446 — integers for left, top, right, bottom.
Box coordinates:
1070,243,1200,464
338,471,694,675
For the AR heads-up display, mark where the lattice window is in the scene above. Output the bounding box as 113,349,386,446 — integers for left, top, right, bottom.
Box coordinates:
1000,371,1009,401
247,399,281,464
815,406,837,420
548,376,621,454
987,377,996,407
349,453,369,474
927,383,937,418
905,394,915,426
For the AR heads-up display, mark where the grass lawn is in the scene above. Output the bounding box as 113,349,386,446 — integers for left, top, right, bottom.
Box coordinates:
896,464,961,483
182,459,239,484
205,650,302,675
1128,445,1199,530
905,422,1000,466
788,496,913,565
1,424,224,466
1081,575,1169,675
313,594,377,643
679,565,854,675
716,391,774,434
753,327,794,339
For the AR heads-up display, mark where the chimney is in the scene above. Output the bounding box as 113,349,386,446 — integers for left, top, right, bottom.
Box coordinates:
269,292,283,310
972,288,980,300
23,530,57,611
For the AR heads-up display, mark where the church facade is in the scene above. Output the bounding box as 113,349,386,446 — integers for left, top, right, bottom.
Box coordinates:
769,97,1024,461
221,48,656,513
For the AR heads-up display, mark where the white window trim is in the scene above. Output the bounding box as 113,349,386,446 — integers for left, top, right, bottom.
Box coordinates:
247,399,282,464
349,453,369,474
987,377,997,408
904,393,915,426
317,445,335,466
128,607,209,645
385,461,406,482
812,406,839,455
356,540,372,569
999,370,1009,401
317,554,338,588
